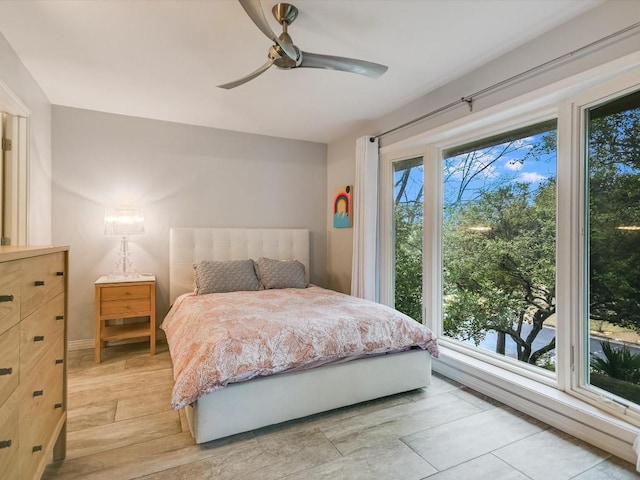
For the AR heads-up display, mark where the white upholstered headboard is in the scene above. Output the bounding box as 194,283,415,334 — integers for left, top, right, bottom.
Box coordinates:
169,228,310,303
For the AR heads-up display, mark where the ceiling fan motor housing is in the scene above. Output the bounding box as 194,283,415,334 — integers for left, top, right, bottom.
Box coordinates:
272,3,298,25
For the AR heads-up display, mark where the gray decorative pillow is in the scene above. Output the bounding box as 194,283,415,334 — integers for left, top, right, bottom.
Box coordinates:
255,257,307,289
193,259,261,295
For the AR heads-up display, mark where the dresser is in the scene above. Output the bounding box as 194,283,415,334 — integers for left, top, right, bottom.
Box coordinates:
0,246,68,480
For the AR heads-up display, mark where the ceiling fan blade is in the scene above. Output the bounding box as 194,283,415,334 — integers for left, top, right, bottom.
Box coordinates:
217,59,274,89
238,0,298,60
299,52,388,79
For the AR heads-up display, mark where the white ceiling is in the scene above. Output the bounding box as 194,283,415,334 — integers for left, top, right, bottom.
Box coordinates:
0,0,601,143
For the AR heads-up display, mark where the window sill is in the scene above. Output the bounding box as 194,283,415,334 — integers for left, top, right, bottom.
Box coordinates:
433,346,640,464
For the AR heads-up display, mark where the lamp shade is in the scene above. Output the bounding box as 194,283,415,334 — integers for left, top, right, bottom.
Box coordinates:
104,209,145,236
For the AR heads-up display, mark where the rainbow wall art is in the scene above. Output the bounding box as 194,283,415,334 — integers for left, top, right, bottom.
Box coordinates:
333,185,352,228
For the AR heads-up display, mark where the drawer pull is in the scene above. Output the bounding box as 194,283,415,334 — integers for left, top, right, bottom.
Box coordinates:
34,280,45,287
54,403,63,409
33,335,45,342
56,315,64,320
33,390,44,397
56,271,65,276
0,367,12,376
0,440,11,449
0,294,14,302
55,359,64,365
32,445,43,453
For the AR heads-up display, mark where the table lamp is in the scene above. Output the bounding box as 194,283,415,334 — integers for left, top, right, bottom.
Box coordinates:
104,209,145,277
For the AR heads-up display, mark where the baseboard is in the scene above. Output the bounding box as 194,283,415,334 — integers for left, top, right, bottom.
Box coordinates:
67,338,94,351
68,330,166,351
433,348,639,465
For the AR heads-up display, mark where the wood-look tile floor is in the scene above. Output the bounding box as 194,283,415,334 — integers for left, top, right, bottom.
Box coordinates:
42,342,638,480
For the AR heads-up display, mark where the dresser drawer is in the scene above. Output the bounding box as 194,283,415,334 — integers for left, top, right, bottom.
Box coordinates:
0,387,20,480
0,260,20,336
0,324,20,406
20,431,45,480
20,252,66,319
1,445,19,480
20,294,65,376
19,340,64,473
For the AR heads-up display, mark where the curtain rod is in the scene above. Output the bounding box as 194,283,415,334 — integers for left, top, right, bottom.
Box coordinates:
370,20,640,142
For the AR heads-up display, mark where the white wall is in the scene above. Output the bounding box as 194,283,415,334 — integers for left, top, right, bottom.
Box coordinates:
325,0,640,293
0,32,52,244
52,106,327,342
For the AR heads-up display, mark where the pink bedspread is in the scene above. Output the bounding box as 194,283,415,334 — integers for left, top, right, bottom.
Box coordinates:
162,286,439,409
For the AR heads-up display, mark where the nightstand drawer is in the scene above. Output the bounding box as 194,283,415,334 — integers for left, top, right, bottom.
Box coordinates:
20,252,66,319
0,261,20,336
101,297,152,316
20,294,65,376
0,324,20,406
101,284,151,302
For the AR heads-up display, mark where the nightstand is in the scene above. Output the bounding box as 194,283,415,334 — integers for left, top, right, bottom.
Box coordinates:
94,274,156,363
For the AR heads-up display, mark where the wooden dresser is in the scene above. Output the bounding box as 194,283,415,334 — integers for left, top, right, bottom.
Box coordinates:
0,246,68,480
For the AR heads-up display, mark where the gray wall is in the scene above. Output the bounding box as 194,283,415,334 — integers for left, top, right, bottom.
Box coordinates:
0,31,52,244
52,106,327,342
325,0,640,294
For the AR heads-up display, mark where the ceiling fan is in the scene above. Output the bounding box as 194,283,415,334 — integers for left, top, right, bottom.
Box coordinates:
218,0,389,89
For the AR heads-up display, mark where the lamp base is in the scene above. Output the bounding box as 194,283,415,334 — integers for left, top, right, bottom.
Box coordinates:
109,236,140,279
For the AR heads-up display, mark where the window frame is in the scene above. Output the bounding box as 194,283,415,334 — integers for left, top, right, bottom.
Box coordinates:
566,70,640,422
428,111,561,387
379,147,427,312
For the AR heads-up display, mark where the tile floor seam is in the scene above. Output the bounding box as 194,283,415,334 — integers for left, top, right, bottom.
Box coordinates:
65,416,182,462
489,431,612,480
396,403,504,444
487,451,536,480
321,429,346,458
399,436,440,474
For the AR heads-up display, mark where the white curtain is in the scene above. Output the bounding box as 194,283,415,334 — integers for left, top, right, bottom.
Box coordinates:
351,136,379,301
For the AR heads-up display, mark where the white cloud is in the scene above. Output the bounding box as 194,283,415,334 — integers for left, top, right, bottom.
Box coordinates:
504,159,524,171
517,172,547,183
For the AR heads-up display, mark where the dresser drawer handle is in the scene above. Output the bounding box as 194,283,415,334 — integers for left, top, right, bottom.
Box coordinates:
56,315,64,320
0,440,11,449
0,367,12,376
34,280,45,287
55,359,64,365
0,294,14,302
56,271,65,276
33,390,43,397
33,335,45,342
32,445,43,453
54,403,63,409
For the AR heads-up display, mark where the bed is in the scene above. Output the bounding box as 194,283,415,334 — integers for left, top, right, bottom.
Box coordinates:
164,227,438,443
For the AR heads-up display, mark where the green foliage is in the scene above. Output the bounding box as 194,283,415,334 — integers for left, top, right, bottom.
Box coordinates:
443,178,557,365
588,107,640,330
590,341,640,384
589,372,640,404
394,201,423,322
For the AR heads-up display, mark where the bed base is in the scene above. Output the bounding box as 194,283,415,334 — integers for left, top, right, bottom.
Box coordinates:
185,348,431,443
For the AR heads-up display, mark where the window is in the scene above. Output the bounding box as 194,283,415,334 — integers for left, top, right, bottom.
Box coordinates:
441,121,558,372
379,62,640,429
584,89,640,406
393,157,423,321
